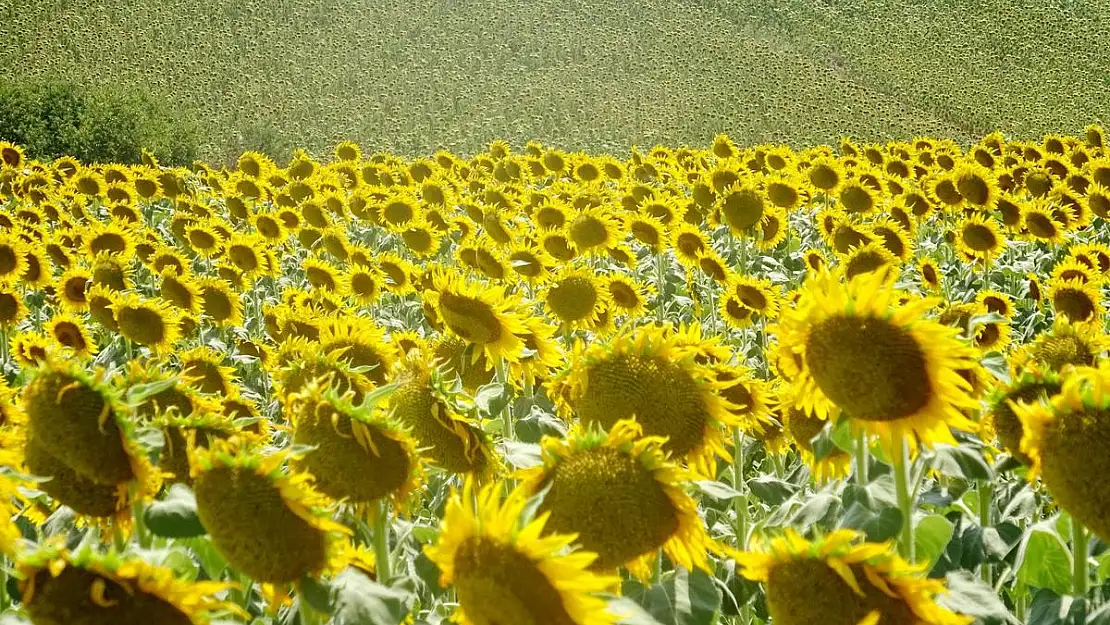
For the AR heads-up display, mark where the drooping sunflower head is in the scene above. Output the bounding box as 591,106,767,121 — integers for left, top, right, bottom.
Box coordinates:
318,316,400,386
771,269,978,454
548,324,738,476
287,380,421,506
1012,368,1110,542
425,478,618,625
19,544,239,625
387,355,497,476
22,353,151,488
520,419,723,577
191,437,351,584
273,341,373,407
1018,318,1107,372
736,529,971,625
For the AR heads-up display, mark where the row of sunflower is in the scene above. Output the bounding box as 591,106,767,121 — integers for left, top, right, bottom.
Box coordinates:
0,128,1108,624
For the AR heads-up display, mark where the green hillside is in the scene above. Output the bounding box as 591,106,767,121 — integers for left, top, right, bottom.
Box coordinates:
2,0,1106,160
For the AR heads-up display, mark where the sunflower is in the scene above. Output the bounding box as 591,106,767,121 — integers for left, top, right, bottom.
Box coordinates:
318,316,399,386
540,230,578,262
110,292,180,353
838,180,878,214
434,335,497,393
975,290,1014,319
344,265,384,305
772,269,978,453
781,399,852,482
192,437,351,584
18,544,237,625
717,181,765,236
47,312,97,357
1048,277,1103,323
567,206,621,254
1021,199,1067,244
549,324,739,476
955,214,1005,263
287,381,421,505
985,370,1061,466
427,271,528,363
505,240,554,283
604,274,651,319
84,221,136,262
1019,318,1107,371
520,419,724,578
377,252,417,294
302,256,342,293
0,286,26,329
196,277,244,327
537,265,609,331
178,346,238,395
1013,368,1110,542
22,354,153,490
917,258,943,293
0,232,28,284
223,232,269,277
626,213,667,253
736,529,971,625
55,267,92,312
273,342,373,406
1050,257,1098,285
90,253,132,292
841,242,898,280
806,157,845,193
425,478,618,625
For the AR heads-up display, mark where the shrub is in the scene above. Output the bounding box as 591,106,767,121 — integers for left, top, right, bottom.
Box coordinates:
0,79,198,165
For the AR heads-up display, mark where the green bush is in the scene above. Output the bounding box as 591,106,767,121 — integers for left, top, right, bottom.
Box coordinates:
0,79,198,165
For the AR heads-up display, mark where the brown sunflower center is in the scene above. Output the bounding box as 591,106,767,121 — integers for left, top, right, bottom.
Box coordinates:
844,250,890,279
64,276,89,304
962,224,998,251
1053,288,1097,322
992,381,1060,466
438,292,504,345
0,292,20,325
736,285,768,310
765,558,918,625
453,536,577,625
721,189,764,231
957,175,990,205
393,375,488,474
609,282,640,309
569,215,609,249
804,315,932,422
839,186,874,213
809,165,839,190
540,447,679,570
1033,334,1095,369
200,287,235,322
1026,213,1059,239
547,276,598,323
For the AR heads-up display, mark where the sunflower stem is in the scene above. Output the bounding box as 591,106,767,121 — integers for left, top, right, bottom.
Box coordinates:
374,499,393,584
854,431,869,485
655,253,667,322
495,357,514,442
1072,517,1089,597
893,437,915,562
977,480,993,585
732,428,748,549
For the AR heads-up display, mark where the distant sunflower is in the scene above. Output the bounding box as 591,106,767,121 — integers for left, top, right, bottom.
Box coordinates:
804,249,827,273
772,269,978,452
56,268,92,312
1013,369,1110,542
90,253,132,292
425,479,617,625
671,224,710,268
717,181,765,236
0,286,26,329
917,258,943,293
952,163,999,209
806,157,844,193
1050,258,1098,285
840,242,897,280
975,290,1014,319
520,420,725,578
1022,200,1066,244
345,265,384,305
0,233,29,284
736,529,970,625
549,324,739,476
837,180,878,214
192,438,350,584
110,292,180,353
605,275,651,319
568,206,621,254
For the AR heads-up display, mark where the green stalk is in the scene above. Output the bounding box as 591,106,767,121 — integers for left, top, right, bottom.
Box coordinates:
1,558,8,611
892,437,915,562
374,499,393,583
1073,518,1089,596
655,253,667,322
855,431,869,485
732,429,747,549
978,480,993,584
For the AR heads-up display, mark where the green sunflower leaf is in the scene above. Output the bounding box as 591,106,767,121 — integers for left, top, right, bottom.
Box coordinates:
144,483,206,538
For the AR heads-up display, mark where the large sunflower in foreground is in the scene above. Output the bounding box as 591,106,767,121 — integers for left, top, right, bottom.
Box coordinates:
19,544,239,625
548,324,740,476
425,479,618,625
772,269,978,452
1012,368,1110,542
736,529,970,625
519,420,723,579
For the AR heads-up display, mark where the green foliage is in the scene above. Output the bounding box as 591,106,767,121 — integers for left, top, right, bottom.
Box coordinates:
0,78,198,165
1,0,1106,160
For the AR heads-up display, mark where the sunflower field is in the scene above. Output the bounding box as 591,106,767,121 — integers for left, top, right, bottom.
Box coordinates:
0,128,1109,625
3,0,1107,159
